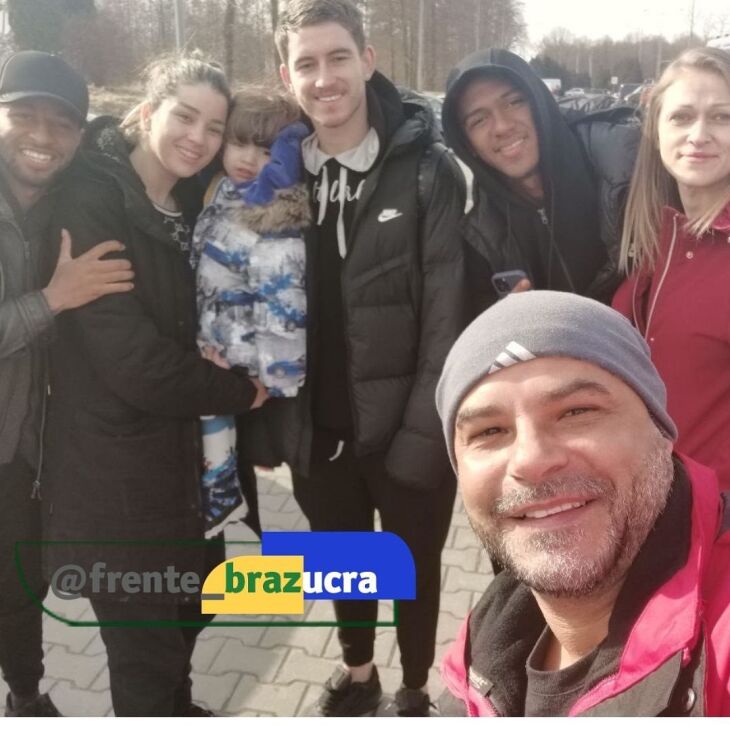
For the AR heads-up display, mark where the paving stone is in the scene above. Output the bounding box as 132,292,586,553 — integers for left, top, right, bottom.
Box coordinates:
374,627,397,667
188,670,240,712
209,640,286,682
441,545,480,571
259,509,307,531
449,509,471,528
434,638,455,667
204,621,267,645
279,495,303,514
258,491,289,512
378,599,395,622
452,525,482,550
190,635,228,674
90,667,110,692
322,627,341,660
437,589,473,621
476,550,496,576
275,647,338,685
226,675,307,717
434,613,464,646
48,679,111,717
41,614,99,654
428,664,445,695
443,565,491,594
44,645,107,690
82,633,106,657
375,664,402,694
303,598,336,622
43,594,94,622
259,624,333,656
296,682,325,716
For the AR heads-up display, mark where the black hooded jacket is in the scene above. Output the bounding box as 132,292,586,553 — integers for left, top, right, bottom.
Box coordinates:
243,72,467,491
442,49,640,315
40,118,257,593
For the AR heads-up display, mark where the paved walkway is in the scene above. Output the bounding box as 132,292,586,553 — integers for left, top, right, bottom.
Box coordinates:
0,467,493,717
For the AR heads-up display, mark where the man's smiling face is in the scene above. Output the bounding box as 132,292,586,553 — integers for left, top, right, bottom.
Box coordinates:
0,97,82,203
453,357,674,598
279,21,374,136
458,75,540,186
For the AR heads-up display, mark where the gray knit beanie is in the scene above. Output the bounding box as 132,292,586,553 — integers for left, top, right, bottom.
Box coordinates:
436,291,677,471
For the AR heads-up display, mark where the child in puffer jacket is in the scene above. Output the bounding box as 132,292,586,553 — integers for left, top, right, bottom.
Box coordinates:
194,85,310,537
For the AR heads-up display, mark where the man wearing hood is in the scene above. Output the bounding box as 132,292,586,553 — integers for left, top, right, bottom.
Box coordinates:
276,0,466,717
442,49,639,314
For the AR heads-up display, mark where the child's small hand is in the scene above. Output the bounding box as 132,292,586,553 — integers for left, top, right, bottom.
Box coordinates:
201,345,230,370
249,378,270,410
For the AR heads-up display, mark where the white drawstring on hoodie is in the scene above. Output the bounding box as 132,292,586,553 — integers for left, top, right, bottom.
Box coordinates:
302,128,380,260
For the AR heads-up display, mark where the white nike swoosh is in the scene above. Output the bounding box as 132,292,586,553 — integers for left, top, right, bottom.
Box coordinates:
377,211,403,223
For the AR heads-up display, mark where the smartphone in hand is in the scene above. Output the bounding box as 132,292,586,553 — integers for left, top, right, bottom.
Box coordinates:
491,269,530,298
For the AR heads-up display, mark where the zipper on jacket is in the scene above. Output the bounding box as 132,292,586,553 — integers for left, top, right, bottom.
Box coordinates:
31,373,50,500
643,213,678,342
537,207,549,226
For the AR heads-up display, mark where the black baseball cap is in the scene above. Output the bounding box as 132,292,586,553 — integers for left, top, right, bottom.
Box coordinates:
0,51,89,124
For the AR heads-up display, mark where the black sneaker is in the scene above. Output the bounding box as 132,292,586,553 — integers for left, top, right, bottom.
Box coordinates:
4,692,62,717
180,703,215,717
314,665,382,717
393,686,432,717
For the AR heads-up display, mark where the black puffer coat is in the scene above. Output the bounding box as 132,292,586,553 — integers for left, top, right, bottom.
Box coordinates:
244,74,467,492
442,49,640,316
41,119,256,597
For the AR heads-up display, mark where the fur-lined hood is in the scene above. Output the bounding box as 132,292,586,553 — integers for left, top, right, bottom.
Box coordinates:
229,181,311,236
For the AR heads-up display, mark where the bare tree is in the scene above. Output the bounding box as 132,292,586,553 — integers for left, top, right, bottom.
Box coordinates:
223,0,236,77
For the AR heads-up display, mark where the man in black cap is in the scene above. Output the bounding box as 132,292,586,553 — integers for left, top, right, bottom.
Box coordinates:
0,50,133,717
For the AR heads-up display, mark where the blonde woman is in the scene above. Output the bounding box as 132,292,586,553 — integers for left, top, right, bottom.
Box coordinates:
613,47,730,489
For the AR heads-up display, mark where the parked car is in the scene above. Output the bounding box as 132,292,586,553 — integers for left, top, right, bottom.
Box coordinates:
618,83,642,102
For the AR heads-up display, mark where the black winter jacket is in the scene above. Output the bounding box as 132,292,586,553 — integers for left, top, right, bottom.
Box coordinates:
41,119,257,595
246,74,467,491
442,49,640,316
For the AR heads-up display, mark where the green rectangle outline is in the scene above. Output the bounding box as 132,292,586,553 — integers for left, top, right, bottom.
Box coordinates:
15,540,400,628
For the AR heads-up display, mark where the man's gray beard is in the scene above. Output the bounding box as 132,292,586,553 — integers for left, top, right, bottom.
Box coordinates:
467,436,674,598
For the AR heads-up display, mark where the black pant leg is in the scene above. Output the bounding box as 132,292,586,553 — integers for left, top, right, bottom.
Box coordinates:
91,599,196,716
173,537,225,713
237,458,262,538
291,438,378,667
0,457,46,698
367,458,457,689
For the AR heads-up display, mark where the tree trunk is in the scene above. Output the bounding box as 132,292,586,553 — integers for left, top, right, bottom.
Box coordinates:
270,0,279,69
416,0,424,90
223,0,236,78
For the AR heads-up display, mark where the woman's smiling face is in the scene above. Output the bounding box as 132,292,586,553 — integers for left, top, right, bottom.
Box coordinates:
658,69,730,195
145,82,228,179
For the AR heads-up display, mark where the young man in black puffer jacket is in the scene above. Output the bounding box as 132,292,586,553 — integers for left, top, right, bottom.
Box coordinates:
274,0,467,717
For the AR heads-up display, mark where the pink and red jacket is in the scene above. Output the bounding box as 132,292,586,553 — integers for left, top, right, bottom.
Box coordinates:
613,204,730,491
441,456,730,716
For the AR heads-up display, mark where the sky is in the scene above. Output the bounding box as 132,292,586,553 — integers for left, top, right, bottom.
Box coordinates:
518,0,730,54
